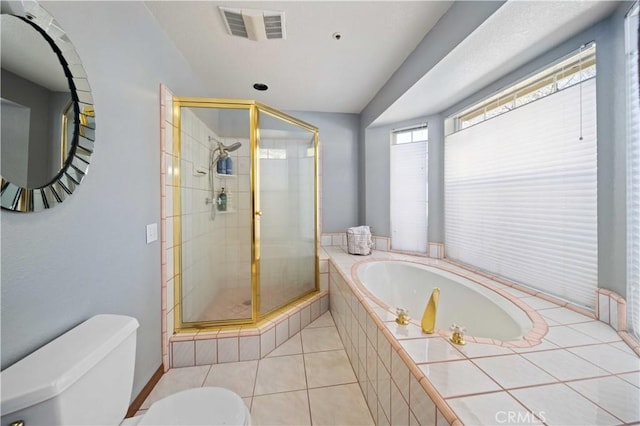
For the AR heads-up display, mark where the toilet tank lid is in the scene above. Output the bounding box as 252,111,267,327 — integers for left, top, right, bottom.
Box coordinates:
0,314,139,415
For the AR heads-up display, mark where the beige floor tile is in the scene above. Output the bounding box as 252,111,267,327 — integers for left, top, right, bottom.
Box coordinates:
306,311,335,328
254,354,307,395
203,360,258,397
251,390,311,426
141,365,210,409
267,332,303,357
309,383,375,425
305,349,357,388
301,326,343,353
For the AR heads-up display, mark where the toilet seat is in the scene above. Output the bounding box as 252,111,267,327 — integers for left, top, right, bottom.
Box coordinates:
137,387,250,426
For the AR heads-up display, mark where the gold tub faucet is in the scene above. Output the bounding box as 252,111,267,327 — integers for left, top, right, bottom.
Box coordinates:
395,308,410,325
450,324,467,345
421,287,440,334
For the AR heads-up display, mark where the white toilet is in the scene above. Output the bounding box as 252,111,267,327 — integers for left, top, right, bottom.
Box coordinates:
0,315,251,426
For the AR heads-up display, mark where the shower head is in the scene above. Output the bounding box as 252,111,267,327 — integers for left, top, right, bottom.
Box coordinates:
212,141,242,164
220,141,242,153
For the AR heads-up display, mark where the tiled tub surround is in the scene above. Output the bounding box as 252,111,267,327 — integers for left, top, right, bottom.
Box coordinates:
326,246,640,425
321,232,445,259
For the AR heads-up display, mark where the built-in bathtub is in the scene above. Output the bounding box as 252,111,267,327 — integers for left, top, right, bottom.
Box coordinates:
327,249,554,425
355,260,533,342
327,246,639,425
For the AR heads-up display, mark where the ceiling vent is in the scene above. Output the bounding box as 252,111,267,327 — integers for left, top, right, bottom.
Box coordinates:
219,7,286,41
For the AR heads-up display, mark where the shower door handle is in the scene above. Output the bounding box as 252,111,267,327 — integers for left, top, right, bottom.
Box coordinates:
256,211,262,216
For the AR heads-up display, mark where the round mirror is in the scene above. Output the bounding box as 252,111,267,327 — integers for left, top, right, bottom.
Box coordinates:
0,1,95,212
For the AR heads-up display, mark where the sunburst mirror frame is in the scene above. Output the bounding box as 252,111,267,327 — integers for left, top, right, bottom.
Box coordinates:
0,0,95,212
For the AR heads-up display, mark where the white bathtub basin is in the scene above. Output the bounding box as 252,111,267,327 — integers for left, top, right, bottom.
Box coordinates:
356,260,533,341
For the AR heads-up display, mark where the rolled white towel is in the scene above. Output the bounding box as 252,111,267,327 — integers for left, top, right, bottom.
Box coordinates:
346,225,373,255
347,225,371,235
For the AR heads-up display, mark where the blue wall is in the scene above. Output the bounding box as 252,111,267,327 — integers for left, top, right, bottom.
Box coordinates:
0,1,212,399
288,111,361,232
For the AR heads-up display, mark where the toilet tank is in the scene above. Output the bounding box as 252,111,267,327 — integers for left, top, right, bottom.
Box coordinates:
1,315,139,426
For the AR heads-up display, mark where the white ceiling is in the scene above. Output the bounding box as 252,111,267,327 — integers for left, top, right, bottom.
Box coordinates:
144,1,453,113
146,1,621,123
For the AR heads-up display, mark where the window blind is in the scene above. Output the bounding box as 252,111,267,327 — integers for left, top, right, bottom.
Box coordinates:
626,2,639,339
445,79,598,308
391,134,428,253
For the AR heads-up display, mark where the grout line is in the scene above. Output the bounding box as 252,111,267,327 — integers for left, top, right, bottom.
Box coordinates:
200,363,214,387
300,341,314,426
519,350,614,384
247,358,260,398
443,388,506,400
539,340,622,351
467,357,508,393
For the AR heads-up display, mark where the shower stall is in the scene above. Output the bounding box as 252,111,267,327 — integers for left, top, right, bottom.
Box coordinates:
171,98,319,330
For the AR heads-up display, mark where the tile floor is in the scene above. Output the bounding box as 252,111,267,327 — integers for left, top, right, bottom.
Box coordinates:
138,311,374,425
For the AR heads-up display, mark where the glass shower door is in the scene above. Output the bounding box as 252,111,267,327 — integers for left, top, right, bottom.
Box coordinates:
177,104,253,325
256,110,318,315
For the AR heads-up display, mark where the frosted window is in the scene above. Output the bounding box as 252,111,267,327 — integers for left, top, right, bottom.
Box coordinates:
391,128,428,253
454,44,595,131
445,78,598,309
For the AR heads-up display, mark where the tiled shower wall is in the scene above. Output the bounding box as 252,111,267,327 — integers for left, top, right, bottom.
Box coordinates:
212,137,252,305
179,108,219,322
178,107,253,322
160,86,253,334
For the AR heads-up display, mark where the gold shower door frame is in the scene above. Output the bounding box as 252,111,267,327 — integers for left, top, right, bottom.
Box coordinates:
172,97,320,333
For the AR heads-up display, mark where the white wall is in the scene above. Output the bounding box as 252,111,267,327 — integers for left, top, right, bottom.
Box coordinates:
0,1,212,400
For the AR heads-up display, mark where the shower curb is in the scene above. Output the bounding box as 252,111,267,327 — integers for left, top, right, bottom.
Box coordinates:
168,291,329,368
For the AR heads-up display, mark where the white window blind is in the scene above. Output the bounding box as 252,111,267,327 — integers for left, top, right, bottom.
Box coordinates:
391,128,428,253
626,2,639,340
445,78,598,308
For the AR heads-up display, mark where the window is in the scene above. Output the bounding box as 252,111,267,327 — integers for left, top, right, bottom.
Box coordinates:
390,125,428,253
626,2,639,340
452,43,596,132
445,45,598,308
